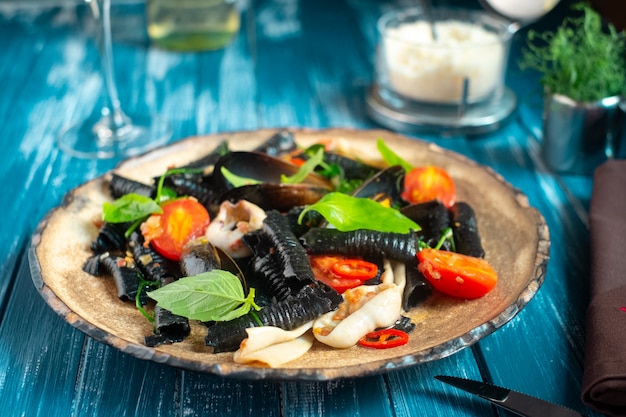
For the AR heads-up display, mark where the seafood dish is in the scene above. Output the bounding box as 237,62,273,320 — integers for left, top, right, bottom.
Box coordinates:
30,128,549,380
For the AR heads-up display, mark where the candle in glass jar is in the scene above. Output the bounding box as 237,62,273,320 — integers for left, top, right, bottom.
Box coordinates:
382,20,505,104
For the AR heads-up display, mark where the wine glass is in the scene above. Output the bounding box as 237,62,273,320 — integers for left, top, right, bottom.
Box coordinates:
57,0,171,159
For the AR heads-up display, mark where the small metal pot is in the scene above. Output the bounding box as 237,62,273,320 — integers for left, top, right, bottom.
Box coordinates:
541,93,623,175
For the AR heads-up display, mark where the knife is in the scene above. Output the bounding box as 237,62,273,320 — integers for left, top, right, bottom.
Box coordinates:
435,375,586,417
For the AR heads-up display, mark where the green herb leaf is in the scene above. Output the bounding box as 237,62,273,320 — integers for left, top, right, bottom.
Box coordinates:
102,193,162,223
377,139,413,172
158,187,178,202
147,270,260,322
298,192,420,233
281,146,325,184
520,2,626,101
220,166,262,188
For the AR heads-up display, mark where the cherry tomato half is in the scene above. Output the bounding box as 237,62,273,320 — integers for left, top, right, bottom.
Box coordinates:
143,198,210,261
401,166,456,208
309,255,376,294
358,328,409,349
417,248,497,299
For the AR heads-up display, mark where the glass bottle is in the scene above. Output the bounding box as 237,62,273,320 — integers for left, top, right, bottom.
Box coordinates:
146,0,240,51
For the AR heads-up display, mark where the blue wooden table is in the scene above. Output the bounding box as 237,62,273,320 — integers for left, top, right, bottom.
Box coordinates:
0,0,618,415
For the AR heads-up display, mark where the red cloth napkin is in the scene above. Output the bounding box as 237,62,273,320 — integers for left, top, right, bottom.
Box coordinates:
581,159,626,417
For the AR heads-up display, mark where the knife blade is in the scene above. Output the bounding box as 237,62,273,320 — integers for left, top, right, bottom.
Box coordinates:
435,375,586,417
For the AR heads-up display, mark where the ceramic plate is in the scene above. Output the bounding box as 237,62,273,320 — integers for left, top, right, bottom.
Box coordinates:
29,128,550,380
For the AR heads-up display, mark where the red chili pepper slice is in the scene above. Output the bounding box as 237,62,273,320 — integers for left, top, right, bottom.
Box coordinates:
309,255,377,294
331,259,378,280
358,328,409,349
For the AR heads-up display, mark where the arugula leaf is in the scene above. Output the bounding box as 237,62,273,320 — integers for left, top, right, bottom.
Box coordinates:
220,167,262,188
102,194,162,223
281,146,325,184
147,270,260,322
376,139,413,172
298,192,420,233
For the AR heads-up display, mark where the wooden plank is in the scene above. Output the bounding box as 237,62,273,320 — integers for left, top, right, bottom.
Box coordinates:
385,350,495,417
282,376,394,417
72,339,181,417
179,372,282,417
0,259,83,417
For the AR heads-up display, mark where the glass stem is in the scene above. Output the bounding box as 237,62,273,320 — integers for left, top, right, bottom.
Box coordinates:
89,0,129,130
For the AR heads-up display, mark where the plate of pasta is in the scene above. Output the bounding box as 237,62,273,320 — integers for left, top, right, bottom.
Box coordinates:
29,128,549,380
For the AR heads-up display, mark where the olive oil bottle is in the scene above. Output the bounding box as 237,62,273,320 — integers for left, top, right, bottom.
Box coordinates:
146,0,240,51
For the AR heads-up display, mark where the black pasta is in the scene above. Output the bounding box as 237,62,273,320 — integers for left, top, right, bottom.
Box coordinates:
450,202,485,258
300,228,420,264
109,173,154,199
205,285,342,353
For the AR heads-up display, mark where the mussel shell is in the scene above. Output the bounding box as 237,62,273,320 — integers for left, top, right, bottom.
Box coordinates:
212,151,333,194
180,239,247,289
220,183,329,212
351,165,405,205
180,239,221,277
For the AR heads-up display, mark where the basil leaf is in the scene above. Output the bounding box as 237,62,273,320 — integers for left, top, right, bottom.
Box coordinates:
147,270,260,322
102,193,162,223
376,139,413,172
298,192,420,233
281,146,324,184
220,167,262,188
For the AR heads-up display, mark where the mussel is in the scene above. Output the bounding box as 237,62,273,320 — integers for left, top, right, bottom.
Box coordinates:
179,238,222,277
212,151,334,210
220,183,330,212
213,151,333,191
350,165,405,205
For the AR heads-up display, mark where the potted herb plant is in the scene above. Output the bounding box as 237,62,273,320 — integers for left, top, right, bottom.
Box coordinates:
520,1,626,174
